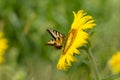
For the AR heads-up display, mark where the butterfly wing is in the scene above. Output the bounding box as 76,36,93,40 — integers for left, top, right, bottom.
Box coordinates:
47,29,63,39
46,29,64,49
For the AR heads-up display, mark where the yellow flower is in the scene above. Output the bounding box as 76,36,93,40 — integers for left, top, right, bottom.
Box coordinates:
109,52,120,74
0,32,8,64
57,10,96,70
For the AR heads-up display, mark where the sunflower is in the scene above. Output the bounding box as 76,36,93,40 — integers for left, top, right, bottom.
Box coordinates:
57,10,96,70
0,32,8,64
109,52,120,74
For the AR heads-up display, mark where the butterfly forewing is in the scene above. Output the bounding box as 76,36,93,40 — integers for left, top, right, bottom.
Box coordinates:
47,29,64,49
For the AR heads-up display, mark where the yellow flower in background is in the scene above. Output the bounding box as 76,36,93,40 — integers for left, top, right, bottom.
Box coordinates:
109,52,120,74
0,32,8,64
57,10,96,70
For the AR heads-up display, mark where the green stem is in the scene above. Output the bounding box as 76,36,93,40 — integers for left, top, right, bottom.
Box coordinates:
102,73,120,80
86,48,100,80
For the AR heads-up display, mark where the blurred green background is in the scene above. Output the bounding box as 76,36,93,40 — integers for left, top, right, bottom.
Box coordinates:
0,0,120,80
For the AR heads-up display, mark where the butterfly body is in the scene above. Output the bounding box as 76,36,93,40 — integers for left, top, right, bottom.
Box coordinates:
46,29,64,49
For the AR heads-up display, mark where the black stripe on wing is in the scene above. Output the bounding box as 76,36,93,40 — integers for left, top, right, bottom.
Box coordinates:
47,29,64,39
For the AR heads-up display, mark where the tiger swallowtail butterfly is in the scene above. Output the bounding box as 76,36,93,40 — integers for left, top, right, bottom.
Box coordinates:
46,29,65,49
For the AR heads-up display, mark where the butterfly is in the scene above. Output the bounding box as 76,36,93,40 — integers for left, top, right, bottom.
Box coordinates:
46,29,65,49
